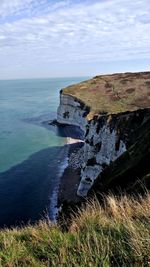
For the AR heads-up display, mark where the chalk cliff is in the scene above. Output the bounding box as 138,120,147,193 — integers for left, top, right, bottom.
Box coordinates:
57,72,150,197
57,93,90,131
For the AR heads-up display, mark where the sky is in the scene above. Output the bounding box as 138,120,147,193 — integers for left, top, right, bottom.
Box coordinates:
0,0,150,79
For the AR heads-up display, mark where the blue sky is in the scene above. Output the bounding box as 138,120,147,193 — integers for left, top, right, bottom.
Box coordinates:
0,0,150,79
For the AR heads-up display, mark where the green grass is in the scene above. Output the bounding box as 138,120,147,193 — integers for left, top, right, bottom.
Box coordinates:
62,72,150,119
0,193,150,266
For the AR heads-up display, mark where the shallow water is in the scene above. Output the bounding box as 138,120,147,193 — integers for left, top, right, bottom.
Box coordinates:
0,77,87,172
0,77,87,227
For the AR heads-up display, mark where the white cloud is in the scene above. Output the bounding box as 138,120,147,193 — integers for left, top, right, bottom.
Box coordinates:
0,0,150,78
0,0,71,18
0,0,35,17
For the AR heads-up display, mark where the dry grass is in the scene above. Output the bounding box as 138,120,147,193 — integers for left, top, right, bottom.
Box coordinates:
70,194,150,266
0,193,150,266
62,72,150,119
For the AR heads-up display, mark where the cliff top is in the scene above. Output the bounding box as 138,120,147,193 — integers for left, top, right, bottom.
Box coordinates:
62,72,150,119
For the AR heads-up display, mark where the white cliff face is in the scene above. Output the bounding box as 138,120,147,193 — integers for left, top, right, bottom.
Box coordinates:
77,118,126,197
57,92,127,198
57,94,88,131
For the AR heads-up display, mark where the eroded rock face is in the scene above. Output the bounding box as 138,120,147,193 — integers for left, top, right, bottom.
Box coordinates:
57,92,128,197
77,117,126,197
57,72,150,198
57,93,89,131
78,108,150,196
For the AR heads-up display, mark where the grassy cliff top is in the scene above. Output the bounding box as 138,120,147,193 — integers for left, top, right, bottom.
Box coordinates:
62,72,150,119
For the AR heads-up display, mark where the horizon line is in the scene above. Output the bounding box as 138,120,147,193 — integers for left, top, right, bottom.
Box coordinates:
0,69,150,82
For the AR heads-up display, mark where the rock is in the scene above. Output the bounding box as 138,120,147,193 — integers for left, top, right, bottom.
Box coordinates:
57,94,90,131
57,72,150,197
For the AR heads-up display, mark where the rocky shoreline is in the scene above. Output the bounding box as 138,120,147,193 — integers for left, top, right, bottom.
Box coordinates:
48,119,85,220
58,141,84,206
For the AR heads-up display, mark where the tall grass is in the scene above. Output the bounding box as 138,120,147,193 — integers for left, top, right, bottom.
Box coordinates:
0,193,150,266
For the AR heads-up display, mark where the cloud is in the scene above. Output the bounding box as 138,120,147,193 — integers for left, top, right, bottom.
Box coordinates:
0,0,150,78
0,0,71,19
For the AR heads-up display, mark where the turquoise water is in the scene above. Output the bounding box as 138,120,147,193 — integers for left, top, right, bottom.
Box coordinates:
0,77,85,172
0,77,87,227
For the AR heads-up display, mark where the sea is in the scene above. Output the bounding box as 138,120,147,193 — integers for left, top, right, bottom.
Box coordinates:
0,77,87,227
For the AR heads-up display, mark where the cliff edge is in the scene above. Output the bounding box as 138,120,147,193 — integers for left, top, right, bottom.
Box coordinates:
57,72,150,198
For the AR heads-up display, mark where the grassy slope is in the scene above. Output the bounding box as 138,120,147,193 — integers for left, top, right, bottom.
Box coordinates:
0,194,150,266
62,72,150,119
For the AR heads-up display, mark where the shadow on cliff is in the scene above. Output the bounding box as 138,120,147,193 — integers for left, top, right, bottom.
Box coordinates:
91,113,150,196
23,114,84,140
42,120,84,140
